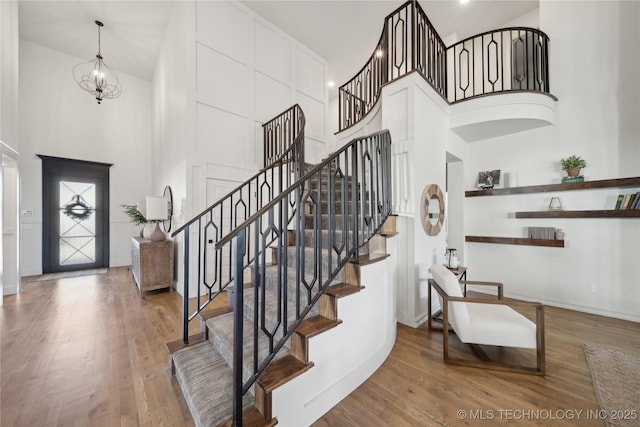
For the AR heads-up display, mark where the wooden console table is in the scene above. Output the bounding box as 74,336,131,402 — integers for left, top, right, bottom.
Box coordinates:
131,237,173,296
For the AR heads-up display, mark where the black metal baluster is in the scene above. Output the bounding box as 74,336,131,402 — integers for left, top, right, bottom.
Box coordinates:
232,229,245,427
182,226,190,343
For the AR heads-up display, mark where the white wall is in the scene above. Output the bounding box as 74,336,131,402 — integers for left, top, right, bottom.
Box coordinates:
350,1,639,325
191,0,329,195
1,1,20,297
463,1,640,322
154,1,330,296
3,154,19,295
0,1,19,151
382,73,450,327
19,40,153,275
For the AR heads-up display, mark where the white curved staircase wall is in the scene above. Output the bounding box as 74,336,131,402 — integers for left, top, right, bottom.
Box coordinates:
270,254,397,427
335,98,383,150
449,92,557,142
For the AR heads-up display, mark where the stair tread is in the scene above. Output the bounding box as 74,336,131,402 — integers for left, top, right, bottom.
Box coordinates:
173,341,254,427
325,282,364,299
258,354,314,393
217,407,277,427
198,305,233,322
352,252,390,266
379,231,399,237
167,332,207,354
296,315,342,339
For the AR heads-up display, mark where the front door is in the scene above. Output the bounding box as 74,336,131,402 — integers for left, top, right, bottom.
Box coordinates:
40,156,111,273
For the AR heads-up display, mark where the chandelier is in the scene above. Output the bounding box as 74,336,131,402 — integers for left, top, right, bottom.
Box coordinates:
72,20,122,104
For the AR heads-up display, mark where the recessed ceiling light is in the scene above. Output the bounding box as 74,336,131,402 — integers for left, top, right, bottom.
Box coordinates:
460,0,470,4
327,81,335,88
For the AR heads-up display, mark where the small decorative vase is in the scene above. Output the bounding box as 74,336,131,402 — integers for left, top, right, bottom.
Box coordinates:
567,168,581,177
149,222,166,242
549,196,563,210
555,229,565,240
142,223,155,239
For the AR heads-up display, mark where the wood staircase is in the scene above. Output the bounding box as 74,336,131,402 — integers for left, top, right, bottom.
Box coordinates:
167,160,397,426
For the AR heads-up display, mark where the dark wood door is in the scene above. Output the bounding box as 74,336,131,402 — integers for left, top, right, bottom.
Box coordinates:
40,156,111,273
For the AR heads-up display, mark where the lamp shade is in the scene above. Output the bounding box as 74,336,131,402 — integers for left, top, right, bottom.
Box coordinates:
145,196,168,221
136,201,146,218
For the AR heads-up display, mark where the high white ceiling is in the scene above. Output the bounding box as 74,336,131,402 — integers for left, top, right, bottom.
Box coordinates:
18,0,538,85
18,1,175,81
241,0,538,89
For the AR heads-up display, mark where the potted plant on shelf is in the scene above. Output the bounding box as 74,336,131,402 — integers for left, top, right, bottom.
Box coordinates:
561,155,587,178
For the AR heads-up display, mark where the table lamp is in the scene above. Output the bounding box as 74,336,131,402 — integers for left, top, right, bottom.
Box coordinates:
145,196,168,242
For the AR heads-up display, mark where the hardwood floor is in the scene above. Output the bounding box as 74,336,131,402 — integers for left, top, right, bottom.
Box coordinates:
1,267,205,427
3,267,639,426
316,301,640,426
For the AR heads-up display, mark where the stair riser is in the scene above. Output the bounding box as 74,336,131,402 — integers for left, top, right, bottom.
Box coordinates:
239,288,320,337
307,183,354,196
303,229,355,250
258,254,343,298
207,314,288,389
284,246,345,279
305,214,354,229
306,201,368,215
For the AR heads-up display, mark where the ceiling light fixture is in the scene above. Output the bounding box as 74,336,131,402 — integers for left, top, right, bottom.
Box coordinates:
73,20,122,104
327,81,335,88
460,0,470,4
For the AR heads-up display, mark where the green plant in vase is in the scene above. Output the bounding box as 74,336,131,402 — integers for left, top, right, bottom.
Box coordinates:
121,204,149,236
560,155,587,177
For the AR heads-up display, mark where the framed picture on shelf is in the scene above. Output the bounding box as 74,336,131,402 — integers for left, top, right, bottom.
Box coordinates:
478,170,501,189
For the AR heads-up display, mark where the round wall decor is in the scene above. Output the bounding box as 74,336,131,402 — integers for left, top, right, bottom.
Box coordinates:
420,184,445,236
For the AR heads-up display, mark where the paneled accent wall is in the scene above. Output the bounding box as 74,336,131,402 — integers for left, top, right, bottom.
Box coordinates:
154,1,329,296
194,0,328,175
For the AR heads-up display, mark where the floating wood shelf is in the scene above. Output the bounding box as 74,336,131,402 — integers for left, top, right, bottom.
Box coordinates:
516,210,640,218
465,236,564,247
465,177,640,197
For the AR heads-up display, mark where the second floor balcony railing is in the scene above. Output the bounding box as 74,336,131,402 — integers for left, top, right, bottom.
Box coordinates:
338,0,554,132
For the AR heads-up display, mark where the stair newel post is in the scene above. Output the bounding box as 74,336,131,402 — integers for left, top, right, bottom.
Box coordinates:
232,229,246,427
182,226,190,344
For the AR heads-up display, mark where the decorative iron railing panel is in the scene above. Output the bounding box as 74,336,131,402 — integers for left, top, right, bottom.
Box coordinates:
263,104,305,171
218,130,392,425
448,28,550,103
414,4,447,98
172,105,305,343
338,0,553,131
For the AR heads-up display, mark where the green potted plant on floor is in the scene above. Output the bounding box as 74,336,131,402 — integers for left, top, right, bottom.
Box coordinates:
561,155,587,177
